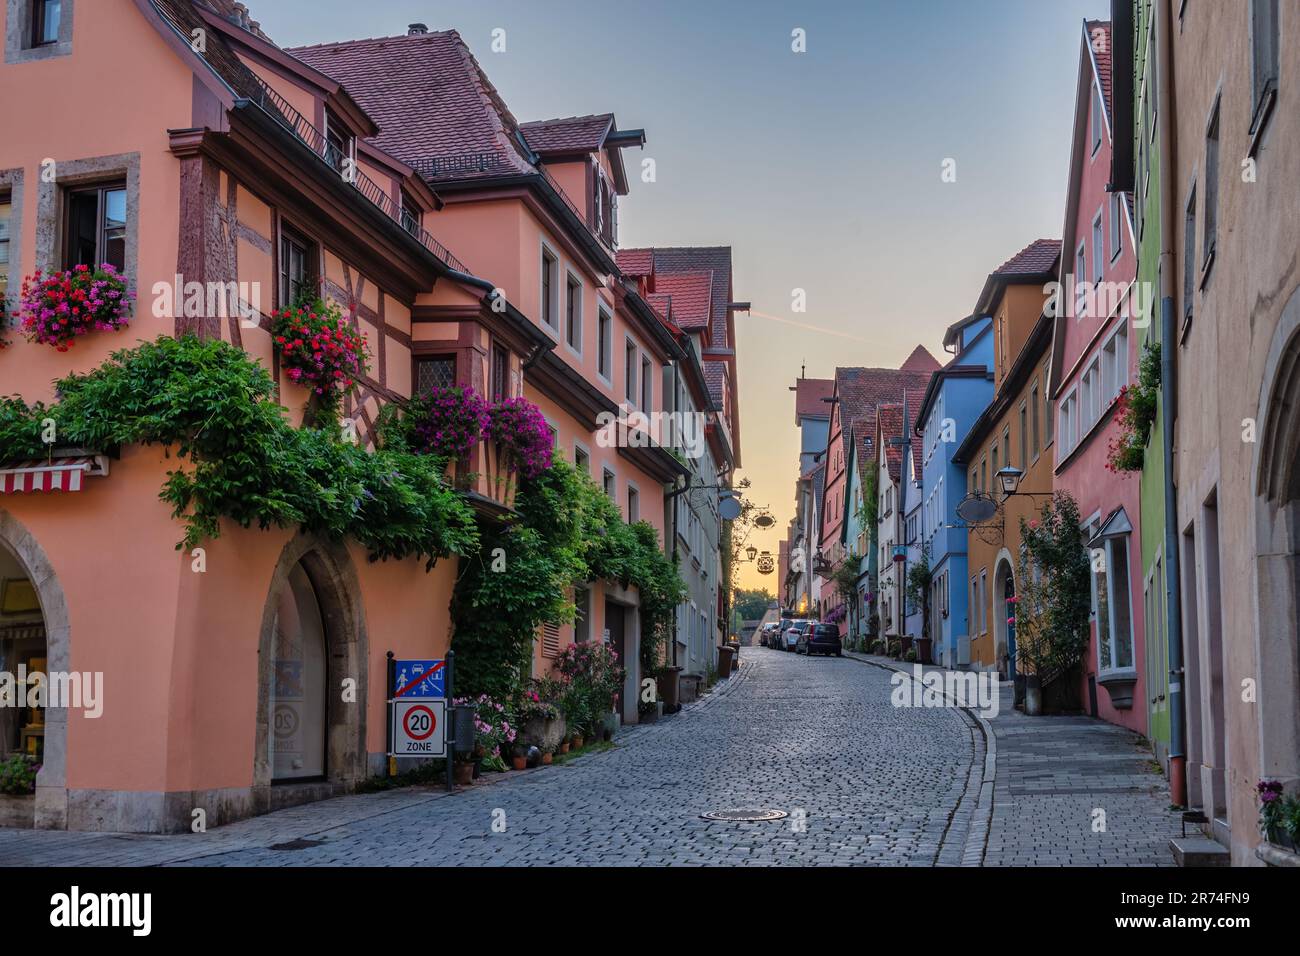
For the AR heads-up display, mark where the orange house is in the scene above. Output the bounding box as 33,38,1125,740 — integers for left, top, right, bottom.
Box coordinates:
953,240,1060,674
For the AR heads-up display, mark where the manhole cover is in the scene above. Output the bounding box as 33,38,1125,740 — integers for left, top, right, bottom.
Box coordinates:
699,808,788,822
268,837,325,851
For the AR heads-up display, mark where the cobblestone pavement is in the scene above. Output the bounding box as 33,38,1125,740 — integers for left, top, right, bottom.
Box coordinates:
0,646,980,867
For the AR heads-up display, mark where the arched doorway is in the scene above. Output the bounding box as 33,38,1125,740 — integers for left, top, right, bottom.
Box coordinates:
0,509,71,828
254,535,367,793
994,555,1017,679
1253,290,1300,790
268,562,328,780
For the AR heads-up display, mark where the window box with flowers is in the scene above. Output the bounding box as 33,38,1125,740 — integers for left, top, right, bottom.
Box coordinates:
16,264,132,351
405,384,490,488
1106,342,1160,473
482,396,553,507
272,299,369,421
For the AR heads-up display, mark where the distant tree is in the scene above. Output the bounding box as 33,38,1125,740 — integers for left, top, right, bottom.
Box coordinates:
733,587,775,621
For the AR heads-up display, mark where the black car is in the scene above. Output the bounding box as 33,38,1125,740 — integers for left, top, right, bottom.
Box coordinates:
797,622,843,657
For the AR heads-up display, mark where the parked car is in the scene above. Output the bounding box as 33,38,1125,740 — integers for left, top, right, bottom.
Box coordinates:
783,620,813,651
797,622,843,657
763,622,783,647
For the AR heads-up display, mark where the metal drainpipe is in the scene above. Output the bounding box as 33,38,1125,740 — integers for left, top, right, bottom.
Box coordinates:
1155,0,1186,807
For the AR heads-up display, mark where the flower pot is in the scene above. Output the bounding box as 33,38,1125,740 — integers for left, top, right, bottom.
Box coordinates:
542,752,553,765
559,741,570,755
511,756,527,771
453,761,475,785
523,714,567,751
571,735,585,749
1025,675,1043,716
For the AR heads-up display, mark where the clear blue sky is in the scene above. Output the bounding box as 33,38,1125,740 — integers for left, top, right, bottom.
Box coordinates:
255,0,1106,588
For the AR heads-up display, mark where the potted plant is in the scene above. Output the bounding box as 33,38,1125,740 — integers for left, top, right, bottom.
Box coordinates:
518,677,566,751
558,740,570,755
541,745,554,766
510,743,527,771
272,297,369,421
0,755,38,828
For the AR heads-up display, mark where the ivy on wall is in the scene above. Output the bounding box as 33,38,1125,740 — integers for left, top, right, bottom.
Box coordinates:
0,335,478,566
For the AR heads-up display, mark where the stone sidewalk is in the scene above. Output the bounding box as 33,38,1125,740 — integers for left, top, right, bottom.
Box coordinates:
845,651,1181,866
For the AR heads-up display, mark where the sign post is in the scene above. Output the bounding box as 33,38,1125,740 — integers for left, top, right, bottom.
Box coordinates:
387,655,450,770
445,649,455,792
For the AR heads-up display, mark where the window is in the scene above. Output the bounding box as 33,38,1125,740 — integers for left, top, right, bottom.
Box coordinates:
1093,533,1135,673
31,0,61,47
1091,78,1104,154
540,247,558,330
0,193,10,312
1030,381,1041,459
979,569,988,633
491,344,509,402
1109,192,1124,261
1092,209,1105,286
1074,241,1087,314
1060,391,1076,457
65,181,126,272
1043,364,1054,445
574,443,589,474
602,468,616,499
991,445,999,486
1101,323,1128,407
627,485,639,522
624,339,638,404
1018,402,1028,471
323,109,352,174
980,456,987,495
399,188,420,236
1202,100,1219,277
278,226,312,308
565,273,582,352
641,356,652,411
1250,0,1280,136
1082,358,1100,431
1183,183,1197,323
414,355,456,395
597,308,612,381
1001,427,1011,472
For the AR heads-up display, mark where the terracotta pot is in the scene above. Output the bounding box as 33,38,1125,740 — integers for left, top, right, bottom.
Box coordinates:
572,735,585,749
559,742,570,754
453,761,475,785
511,756,527,771
541,752,553,765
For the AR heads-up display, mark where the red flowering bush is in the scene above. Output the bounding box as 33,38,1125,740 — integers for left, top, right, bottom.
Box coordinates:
485,396,553,479
272,299,369,409
18,264,133,351
1106,342,1159,473
408,384,490,460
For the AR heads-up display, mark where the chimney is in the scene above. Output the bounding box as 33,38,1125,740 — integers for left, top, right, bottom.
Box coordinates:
407,23,429,35
231,3,249,29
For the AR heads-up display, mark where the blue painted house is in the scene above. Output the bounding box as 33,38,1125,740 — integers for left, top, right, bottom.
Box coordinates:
912,316,994,668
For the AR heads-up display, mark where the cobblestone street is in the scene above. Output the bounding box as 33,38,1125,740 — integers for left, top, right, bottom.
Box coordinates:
0,647,981,867
0,646,1184,867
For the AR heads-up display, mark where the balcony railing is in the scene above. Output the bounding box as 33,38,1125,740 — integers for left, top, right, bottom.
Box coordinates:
242,77,471,276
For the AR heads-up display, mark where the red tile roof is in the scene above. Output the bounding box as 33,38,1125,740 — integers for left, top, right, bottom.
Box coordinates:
616,248,655,278
794,378,834,422
877,404,906,484
520,114,614,154
851,413,877,484
900,345,941,373
289,30,537,181
640,247,733,347
653,272,713,333
994,239,1062,276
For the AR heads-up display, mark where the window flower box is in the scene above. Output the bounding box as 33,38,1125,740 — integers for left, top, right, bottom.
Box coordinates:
18,264,133,351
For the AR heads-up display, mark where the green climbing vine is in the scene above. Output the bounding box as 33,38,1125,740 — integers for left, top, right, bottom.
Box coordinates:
0,335,478,566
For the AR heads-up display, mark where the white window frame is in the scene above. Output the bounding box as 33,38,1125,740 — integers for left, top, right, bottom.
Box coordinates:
1092,207,1105,286
1093,531,1137,676
624,335,639,405
1109,192,1124,262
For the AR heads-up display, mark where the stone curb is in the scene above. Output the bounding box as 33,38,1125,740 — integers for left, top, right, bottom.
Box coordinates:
842,651,996,867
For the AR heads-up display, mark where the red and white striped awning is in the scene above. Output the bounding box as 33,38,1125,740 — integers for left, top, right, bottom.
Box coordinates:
0,455,109,494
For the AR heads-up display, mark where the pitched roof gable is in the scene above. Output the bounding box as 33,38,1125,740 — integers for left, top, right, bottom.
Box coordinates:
289,30,537,181
520,114,614,154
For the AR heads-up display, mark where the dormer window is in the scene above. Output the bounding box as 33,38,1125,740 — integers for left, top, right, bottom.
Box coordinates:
323,109,354,175
593,170,616,246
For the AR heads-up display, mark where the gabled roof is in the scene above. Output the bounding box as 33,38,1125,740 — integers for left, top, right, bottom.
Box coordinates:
616,248,655,280
520,114,614,154
851,413,877,486
900,345,941,373
152,0,266,100
289,30,537,181
652,272,713,334
973,238,1062,317
793,377,835,423
876,404,906,485
643,247,733,347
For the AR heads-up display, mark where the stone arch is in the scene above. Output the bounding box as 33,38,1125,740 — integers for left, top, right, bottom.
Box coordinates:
253,532,368,793
1252,284,1300,787
0,508,70,829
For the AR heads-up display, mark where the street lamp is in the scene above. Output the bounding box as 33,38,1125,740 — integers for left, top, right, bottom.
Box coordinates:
746,545,758,561
997,465,1024,496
